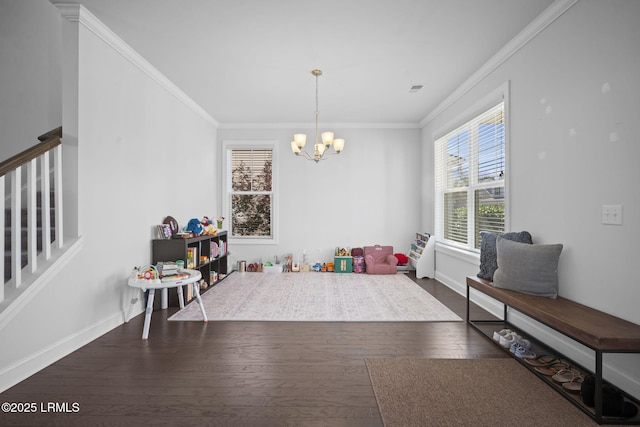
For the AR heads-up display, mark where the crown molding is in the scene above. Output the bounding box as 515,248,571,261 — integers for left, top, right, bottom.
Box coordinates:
217,122,421,130
54,3,219,128
53,0,577,132
419,0,579,128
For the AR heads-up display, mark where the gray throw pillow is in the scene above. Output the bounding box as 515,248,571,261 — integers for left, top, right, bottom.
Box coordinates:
477,231,533,281
493,237,563,299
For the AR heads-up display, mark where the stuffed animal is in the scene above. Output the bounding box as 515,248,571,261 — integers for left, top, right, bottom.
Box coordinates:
184,218,203,235
198,216,217,235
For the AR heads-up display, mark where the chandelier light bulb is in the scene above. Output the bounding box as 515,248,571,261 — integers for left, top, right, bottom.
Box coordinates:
321,132,334,147
294,134,306,148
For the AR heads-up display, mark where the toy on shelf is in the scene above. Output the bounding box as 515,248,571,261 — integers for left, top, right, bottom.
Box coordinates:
156,223,172,239
184,218,203,236
335,247,351,256
162,216,179,236
200,216,217,236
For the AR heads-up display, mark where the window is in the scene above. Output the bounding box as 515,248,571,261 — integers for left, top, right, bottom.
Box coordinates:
223,143,276,244
434,99,507,250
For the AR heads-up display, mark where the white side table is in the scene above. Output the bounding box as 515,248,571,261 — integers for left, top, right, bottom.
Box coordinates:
127,269,207,339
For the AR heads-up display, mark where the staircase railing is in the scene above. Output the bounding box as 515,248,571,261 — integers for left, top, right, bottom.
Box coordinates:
1,127,63,304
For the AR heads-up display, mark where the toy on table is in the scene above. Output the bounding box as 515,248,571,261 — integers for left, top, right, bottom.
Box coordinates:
134,265,160,283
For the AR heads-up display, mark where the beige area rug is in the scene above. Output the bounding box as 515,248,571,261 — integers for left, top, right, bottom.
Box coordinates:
365,358,596,427
168,272,461,322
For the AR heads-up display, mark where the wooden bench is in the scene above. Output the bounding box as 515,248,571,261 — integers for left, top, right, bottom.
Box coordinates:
466,275,640,424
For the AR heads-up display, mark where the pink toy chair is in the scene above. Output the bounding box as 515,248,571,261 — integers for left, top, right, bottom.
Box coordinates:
364,245,398,274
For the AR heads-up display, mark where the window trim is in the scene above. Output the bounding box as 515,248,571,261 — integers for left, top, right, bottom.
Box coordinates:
222,140,278,245
433,81,510,253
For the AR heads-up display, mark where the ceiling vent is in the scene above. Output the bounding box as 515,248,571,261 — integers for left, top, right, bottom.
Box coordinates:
409,85,423,93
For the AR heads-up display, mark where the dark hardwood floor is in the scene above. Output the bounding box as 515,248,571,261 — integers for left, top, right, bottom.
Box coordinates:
0,273,505,426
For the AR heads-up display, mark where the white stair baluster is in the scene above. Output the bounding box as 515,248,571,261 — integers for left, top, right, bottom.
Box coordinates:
27,158,37,273
41,151,51,260
53,145,63,248
0,174,4,301
11,167,21,287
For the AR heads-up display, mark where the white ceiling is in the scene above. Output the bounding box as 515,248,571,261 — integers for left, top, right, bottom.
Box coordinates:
52,0,555,125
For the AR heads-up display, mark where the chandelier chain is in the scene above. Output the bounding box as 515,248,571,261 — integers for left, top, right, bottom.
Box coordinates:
315,73,320,146
315,72,319,115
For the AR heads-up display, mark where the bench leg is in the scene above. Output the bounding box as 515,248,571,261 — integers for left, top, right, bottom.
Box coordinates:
595,351,603,423
466,284,470,322
466,284,508,325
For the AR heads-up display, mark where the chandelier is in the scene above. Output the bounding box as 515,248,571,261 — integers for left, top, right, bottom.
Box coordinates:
290,69,345,163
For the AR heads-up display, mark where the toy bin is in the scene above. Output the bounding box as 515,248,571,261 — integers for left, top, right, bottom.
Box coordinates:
334,256,353,273
353,256,365,273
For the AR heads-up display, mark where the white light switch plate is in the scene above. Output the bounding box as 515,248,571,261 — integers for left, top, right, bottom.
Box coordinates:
602,204,623,225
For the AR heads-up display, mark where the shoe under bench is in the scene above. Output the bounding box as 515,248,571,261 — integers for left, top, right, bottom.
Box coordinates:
466,275,640,425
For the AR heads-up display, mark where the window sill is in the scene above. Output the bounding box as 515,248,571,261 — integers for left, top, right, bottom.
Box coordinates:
230,238,278,246
435,242,480,265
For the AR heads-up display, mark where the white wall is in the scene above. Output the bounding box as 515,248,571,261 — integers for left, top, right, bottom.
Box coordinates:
218,126,422,267
423,0,640,397
0,3,218,392
0,0,62,160
6,0,637,402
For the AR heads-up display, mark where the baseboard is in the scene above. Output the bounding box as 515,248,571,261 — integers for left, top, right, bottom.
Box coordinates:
0,311,123,393
434,271,466,296
436,271,640,399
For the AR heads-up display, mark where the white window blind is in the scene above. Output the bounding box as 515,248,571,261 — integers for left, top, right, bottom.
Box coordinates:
435,101,506,250
227,148,273,239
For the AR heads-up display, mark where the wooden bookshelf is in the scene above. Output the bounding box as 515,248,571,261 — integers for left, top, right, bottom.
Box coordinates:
152,231,228,307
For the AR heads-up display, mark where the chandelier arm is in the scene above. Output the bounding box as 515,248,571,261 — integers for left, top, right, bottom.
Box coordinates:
297,150,314,161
